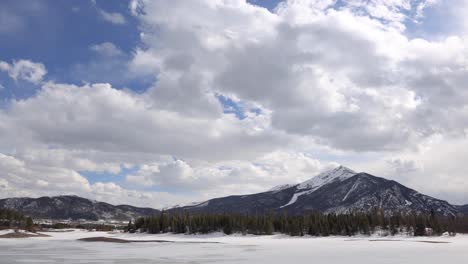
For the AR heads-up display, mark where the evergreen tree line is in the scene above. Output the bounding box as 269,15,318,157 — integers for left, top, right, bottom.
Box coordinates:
132,210,468,237
0,208,34,232
39,222,116,232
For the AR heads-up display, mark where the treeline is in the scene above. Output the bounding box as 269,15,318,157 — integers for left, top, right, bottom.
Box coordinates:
40,222,116,232
132,210,468,237
0,208,34,232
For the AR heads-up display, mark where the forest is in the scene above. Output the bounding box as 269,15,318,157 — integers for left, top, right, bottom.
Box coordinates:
132,210,468,237
0,208,34,232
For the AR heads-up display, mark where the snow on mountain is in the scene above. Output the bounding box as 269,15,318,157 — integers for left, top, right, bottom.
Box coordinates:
277,166,357,208
165,200,210,210
170,165,463,216
297,165,357,190
279,190,311,208
2,166,466,219
0,196,160,221
268,184,295,192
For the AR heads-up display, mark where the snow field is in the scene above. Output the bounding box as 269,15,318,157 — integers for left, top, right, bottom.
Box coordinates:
1,230,467,263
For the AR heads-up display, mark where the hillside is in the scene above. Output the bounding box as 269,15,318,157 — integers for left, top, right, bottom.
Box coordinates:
0,195,159,221
173,166,461,216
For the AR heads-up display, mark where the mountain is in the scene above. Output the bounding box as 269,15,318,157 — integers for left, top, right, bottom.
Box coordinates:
172,166,461,216
458,204,468,214
0,195,159,221
1,166,465,220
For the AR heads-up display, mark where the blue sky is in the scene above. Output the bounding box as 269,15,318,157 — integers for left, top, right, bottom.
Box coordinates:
0,0,274,194
0,0,442,100
0,0,273,114
0,0,281,100
0,0,140,97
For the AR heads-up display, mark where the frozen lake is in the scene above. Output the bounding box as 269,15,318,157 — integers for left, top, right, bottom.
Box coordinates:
1,230,467,263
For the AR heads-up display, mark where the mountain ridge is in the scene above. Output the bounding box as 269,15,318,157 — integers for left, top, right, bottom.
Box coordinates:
173,166,463,217
1,166,466,220
0,195,160,221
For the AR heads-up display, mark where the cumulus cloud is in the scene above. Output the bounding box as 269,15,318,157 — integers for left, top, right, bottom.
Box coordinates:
128,0,435,152
126,151,335,200
2,0,468,207
123,0,468,203
0,80,290,206
126,0,468,154
359,134,468,205
0,153,91,195
0,59,47,84
0,82,288,161
0,152,188,208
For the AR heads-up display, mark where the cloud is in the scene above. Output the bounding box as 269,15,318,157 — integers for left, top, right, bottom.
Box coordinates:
0,153,91,194
2,0,468,207
91,0,126,25
359,133,468,205
122,0,468,204
90,42,124,57
99,9,126,25
126,151,335,200
127,0,468,154
0,82,288,161
0,59,47,84
0,152,190,208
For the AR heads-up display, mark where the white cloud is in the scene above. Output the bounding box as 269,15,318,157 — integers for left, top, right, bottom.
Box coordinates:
90,42,124,57
0,82,287,161
2,0,468,207
0,152,188,208
126,0,468,154
357,134,468,205
99,9,126,25
0,153,91,194
122,0,468,203
14,148,122,174
126,151,335,200
0,59,47,84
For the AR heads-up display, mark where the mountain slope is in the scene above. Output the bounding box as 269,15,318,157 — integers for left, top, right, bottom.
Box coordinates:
174,166,461,216
0,195,159,221
297,166,356,190
174,186,298,215
458,204,468,215
281,173,458,216
1,167,465,219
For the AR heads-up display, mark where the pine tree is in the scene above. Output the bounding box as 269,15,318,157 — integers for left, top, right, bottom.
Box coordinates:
25,217,34,232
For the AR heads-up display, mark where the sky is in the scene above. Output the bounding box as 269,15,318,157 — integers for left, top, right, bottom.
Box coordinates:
1,0,468,208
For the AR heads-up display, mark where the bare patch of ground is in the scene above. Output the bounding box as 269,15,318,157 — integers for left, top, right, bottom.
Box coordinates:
368,239,450,244
0,232,50,238
78,236,221,244
42,229,75,233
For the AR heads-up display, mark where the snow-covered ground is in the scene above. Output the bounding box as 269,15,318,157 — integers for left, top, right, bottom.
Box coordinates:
1,230,467,263
0,229,43,237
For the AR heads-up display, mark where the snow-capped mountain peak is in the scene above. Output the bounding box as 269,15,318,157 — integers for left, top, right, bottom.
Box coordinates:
167,166,461,217
297,165,357,190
